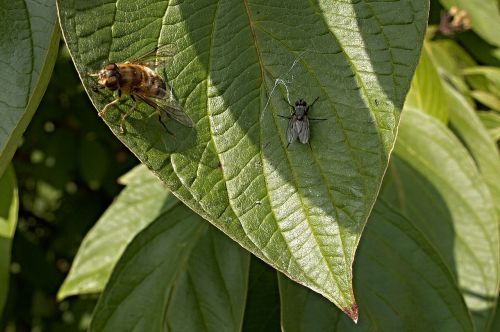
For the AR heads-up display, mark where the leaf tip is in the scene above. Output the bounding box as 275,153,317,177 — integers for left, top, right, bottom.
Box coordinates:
343,303,359,323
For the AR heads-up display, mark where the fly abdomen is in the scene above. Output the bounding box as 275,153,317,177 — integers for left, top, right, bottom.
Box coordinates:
148,75,167,98
151,76,166,98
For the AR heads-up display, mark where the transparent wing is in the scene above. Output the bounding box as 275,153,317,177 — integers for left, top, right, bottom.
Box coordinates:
297,117,310,144
135,93,194,128
287,116,298,144
129,44,177,68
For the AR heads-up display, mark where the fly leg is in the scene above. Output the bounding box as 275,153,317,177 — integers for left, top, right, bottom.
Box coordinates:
309,97,319,108
99,89,123,117
119,95,137,134
307,97,326,121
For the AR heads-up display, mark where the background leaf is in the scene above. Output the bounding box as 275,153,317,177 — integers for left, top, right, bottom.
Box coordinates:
0,165,18,314
463,67,500,100
477,111,500,141
58,165,174,299
383,109,499,331
405,45,448,122
0,0,60,177
445,82,500,217
426,39,475,101
57,0,429,317
242,257,281,332
279,200,474,331
89,197,250,332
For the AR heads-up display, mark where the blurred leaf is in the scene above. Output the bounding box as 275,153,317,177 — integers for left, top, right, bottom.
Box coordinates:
57,0,429,317
406,45,448,122
386,109,499,331
279,200,474,331
445,85,500,327
470,90,500,112
163,226,250,332
477,111,500,141
445,82,500,214
89,202,250,332
0,0,60,178
58,165,173,299
463,66,500,99
0,165,18,313
279,274,340,331
426,38,475,97
242,257,280,332
439,0,500,47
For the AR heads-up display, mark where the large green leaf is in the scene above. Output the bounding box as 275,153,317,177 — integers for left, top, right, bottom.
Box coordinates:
57,0,429,317
439,0,500,48
0,0,60,178
0,165,18,314
279,200,473,331
385,109,499,331
89,200,250,332
58,165,175,299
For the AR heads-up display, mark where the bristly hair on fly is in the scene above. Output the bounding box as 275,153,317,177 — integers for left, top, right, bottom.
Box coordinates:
279,97,325,148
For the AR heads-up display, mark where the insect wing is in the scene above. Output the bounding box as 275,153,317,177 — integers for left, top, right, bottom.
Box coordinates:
287,116,299,144
129,44,177,68
159,99,195,128
297,117,310,144
136,93,194,128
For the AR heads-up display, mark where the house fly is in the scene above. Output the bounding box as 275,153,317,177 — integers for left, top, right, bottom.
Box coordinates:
279,97,325,147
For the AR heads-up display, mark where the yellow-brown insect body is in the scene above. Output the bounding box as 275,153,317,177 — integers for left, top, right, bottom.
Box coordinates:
97,63,166,98
92,45,194,133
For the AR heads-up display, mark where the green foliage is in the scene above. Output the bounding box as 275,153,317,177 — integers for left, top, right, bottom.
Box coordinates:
0,0,60,178
406,46,448,122
57,0,429,317
1,0,499,331
280,200,474,331
58,166,175,299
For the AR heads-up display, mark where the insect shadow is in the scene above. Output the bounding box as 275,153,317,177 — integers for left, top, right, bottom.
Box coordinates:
278,97,326,148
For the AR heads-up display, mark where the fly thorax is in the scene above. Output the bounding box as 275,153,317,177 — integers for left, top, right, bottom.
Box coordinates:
295,107,306,119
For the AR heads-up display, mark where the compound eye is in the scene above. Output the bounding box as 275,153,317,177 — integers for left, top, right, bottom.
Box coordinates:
295,101,300,106
105,63,118,70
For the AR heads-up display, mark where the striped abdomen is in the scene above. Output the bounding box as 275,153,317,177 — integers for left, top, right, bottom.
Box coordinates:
117,64,166,98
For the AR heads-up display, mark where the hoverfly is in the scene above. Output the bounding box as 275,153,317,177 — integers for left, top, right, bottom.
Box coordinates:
279,97,325,147
90,45,194,134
